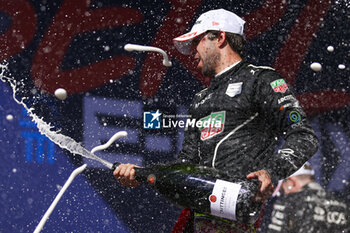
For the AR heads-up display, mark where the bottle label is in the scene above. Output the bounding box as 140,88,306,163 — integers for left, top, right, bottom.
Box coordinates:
209,179,241,220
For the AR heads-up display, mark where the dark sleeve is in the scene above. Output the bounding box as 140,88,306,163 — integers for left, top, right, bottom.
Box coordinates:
176,102,201,164
254,70,318,180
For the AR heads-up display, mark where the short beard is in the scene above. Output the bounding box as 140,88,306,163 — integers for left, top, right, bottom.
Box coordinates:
201,52,220,77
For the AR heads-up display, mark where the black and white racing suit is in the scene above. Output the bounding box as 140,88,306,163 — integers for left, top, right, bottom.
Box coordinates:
176,60,318,232
267,182,350,233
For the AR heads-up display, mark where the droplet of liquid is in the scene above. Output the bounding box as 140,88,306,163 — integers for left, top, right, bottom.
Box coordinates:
6,114,14,121
310,62,322,72
327,45,334,52
338,64,346,70
54,88,67,100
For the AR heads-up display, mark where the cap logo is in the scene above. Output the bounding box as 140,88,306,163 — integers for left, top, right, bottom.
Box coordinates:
212,21,219,26
178,31,197,39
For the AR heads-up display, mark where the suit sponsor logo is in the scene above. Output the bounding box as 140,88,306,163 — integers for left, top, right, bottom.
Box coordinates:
327,211,347,225
288,110,301,123
270,79,288,93
278,95,296,104
198,111,225,140
194,93,213,108
225,82,242,97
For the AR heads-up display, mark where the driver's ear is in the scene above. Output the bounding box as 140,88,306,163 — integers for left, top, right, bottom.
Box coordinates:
217,31,227,47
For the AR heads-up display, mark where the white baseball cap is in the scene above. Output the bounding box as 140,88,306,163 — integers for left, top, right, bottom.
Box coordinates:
173,9,245,55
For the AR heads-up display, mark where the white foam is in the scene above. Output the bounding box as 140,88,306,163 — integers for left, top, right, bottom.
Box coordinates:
0,62,112,169
310,62,322,72
90,131,127,154
54,88,67,100
327,46,334,52
103,46,110,51
6,114,14,121
338,64,346,69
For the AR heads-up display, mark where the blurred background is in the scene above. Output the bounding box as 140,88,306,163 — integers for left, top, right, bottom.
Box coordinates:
0,0,349,232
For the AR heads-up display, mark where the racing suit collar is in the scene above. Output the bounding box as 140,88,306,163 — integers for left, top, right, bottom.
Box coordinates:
210,60,246,87
215,60,242,77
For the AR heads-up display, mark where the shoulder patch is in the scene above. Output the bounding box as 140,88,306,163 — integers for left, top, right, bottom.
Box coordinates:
226,82,242,97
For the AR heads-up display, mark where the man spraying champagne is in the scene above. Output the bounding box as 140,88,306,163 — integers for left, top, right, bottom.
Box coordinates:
114,8,318,232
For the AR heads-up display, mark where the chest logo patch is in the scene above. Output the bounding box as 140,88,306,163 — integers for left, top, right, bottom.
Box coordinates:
270,79,288,93
225,82,242,97
198,111,225,140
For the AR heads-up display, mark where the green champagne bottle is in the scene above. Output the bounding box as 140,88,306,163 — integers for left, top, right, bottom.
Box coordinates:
112,162,262,225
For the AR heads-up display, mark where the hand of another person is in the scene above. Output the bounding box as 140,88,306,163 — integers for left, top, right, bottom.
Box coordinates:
113,163,141,188
246,169,274,202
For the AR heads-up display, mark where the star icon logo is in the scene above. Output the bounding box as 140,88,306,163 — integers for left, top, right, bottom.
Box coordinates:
150,110,162,122
143,110,162,129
